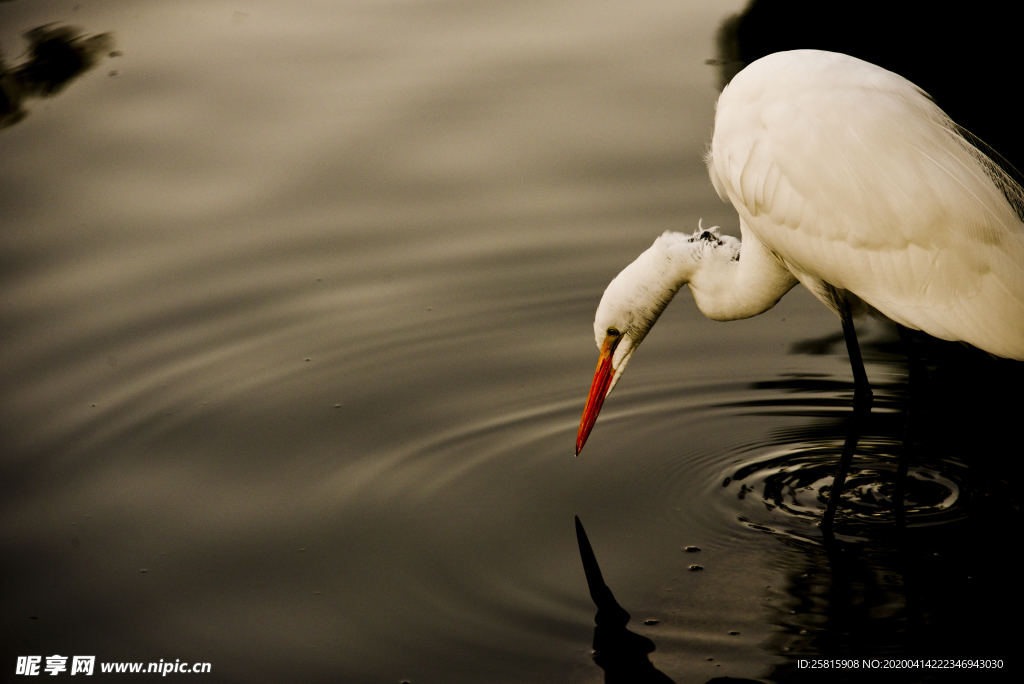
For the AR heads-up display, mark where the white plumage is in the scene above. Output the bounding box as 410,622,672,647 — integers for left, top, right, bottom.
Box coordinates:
577,50,1024,455
710,50,1024,357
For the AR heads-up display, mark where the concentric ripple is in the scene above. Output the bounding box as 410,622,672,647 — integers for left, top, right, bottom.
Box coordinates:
719,440,976,540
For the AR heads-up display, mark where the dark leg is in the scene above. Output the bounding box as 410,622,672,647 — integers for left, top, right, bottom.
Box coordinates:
896,324,927,389
821,390,871,531
822,301,873,530
840,300,872,403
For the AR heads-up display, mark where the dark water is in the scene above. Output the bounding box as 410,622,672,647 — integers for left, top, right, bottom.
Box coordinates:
2,1,1021,683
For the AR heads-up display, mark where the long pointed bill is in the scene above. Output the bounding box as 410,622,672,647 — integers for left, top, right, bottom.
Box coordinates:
576,334,621,455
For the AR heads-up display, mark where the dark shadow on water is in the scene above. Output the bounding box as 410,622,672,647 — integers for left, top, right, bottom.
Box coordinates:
576,517,763,684
1,24,115,129
727,325,1023,533
759,496,1023,683
721,327,1024,681
786,330,846,358
576,516,676,684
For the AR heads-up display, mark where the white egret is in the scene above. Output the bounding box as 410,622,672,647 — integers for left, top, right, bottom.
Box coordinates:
577,50,1024,455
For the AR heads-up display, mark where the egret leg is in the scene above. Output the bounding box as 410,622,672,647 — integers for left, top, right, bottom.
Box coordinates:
896,324,927,391
822,301,873,530
821,390,871,530
839,300,872,402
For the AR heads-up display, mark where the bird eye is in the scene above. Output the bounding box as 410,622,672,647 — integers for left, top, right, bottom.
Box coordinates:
607,327,620,337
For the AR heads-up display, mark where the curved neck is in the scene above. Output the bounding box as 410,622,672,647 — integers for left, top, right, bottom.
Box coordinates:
656,223,798,321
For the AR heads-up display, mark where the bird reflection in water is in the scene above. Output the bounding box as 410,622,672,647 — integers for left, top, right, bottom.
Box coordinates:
1,24,115,129
575,516,674,684
575,517,761,684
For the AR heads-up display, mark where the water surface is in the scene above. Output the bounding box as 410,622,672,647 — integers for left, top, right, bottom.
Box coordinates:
2,1,1021,682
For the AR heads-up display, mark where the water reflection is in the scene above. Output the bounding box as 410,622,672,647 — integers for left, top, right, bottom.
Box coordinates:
576,517,764,684
576,516,675,683
1,24,115,128
2,0,1021,681
566,325,1021,681
710,333,1023,677
721,332,1021,536
760,506,1020,681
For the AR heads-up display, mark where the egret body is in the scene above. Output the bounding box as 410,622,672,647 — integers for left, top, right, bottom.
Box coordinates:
577,50,1024,455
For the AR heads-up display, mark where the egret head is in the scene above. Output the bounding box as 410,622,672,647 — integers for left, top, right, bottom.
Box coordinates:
576,240,681,455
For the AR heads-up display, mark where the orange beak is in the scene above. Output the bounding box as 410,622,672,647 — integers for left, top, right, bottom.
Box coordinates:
576,334,620,455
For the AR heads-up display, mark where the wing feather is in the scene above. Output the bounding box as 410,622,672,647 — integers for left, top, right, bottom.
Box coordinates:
708,50,1024,359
